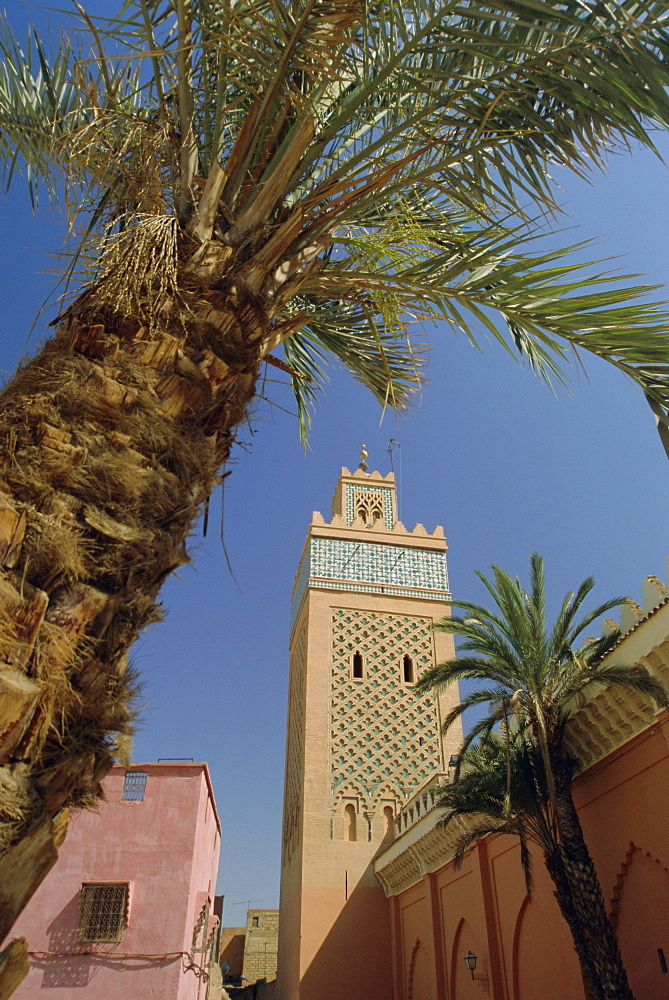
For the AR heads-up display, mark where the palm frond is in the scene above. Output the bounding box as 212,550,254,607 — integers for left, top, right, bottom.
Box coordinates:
562,663,669,715
417,657,519,695
564,597,629,649
429,556,668,799
437,731,557,887
5,0,669,440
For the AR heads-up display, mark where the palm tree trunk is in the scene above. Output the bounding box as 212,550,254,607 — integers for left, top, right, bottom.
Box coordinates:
548,744,634,1000
543,844,603,1000
0,294,260,955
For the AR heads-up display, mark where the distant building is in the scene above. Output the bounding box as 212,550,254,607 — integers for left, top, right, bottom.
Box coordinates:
219,926,245,981
219,910,278,988
242,910,278,984
12,761,221,1000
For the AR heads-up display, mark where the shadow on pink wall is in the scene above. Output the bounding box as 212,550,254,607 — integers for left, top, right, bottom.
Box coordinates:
29,891,179,990
38,893,92,988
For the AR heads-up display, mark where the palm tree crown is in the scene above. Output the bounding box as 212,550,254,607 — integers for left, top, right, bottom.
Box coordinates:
3,1,669,441
418,552,668,760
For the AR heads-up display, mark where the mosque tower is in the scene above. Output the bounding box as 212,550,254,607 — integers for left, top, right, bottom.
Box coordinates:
276,454,462,1000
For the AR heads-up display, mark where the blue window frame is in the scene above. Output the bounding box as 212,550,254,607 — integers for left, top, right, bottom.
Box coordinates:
122,771,147,801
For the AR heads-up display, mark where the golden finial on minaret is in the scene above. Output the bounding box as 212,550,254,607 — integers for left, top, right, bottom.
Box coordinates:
358,445,368,472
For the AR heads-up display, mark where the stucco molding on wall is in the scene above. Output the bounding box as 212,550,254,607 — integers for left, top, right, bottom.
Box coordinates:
375,809,485,895
375,600,669,897
564,614,669,770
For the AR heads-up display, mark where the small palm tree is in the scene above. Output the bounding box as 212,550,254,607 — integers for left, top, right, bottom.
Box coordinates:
437,733,613,1000
3,0,669,978
418,554,669,1000
437,733,553,899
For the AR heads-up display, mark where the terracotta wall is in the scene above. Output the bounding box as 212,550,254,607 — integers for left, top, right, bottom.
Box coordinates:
291,882,393,1000
220,927,245,976
392,712,669,1000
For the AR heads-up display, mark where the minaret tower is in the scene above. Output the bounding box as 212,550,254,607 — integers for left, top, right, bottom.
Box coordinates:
276,456,461,1000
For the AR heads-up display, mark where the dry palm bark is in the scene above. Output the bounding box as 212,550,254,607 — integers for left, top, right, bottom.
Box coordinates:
0,940,30,1000
543,846,599,1000
0,2,382,966
0,224,286,948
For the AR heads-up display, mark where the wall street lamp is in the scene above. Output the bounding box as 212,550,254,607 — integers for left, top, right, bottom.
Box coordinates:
463,951,489,992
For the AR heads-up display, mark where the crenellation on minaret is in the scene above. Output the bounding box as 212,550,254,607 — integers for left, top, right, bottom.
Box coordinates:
307,510,445,538
291,469,450,632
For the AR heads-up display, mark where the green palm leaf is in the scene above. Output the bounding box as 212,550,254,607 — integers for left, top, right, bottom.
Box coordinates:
4,0,669,447
421,553,668,772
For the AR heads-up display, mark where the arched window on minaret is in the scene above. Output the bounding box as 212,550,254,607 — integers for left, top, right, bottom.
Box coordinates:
383,806,394,840
354,490,384,526
403,654,415,684
344,803,357,842
352,651,364,679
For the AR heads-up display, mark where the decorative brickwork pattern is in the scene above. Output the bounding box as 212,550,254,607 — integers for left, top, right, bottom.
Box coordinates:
345,483,394,528
282,626,307,862
329,608,443,811
314,538,448,590
291,538,449,627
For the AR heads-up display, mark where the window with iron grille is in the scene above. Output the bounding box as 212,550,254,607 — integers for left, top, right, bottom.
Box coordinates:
122,771,147,801
78,884,128,942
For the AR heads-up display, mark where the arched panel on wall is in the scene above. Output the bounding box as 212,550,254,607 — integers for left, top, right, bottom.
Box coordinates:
450,916,479,1000
407,938,431,1000
371,781,403,812
370,781,402,842
332,781,368,840
333,780,367,810
330,781,368,841
512,892,585,1000
382,805,395,840
344,803,357,842
613,843,669,998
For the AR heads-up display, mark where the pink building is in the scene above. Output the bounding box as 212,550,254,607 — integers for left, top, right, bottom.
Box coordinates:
12,762,221,1000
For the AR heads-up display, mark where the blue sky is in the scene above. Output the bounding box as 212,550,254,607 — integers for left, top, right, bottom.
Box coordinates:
2,0,669,923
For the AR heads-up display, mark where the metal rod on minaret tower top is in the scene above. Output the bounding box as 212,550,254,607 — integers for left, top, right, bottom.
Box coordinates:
388,438,401,521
